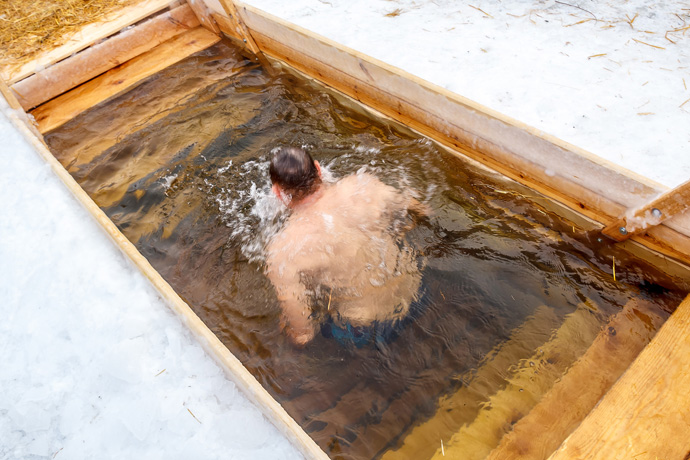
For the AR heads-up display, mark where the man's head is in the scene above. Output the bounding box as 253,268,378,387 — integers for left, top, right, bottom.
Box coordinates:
269,147,322,204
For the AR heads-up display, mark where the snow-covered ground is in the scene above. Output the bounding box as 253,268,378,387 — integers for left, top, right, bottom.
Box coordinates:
2,1,689,458
0,102,303,459
242,0,690,189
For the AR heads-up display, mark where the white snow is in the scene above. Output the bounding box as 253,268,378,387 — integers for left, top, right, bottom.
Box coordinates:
2,1,689,457
0,103,303,459
242,0,690,189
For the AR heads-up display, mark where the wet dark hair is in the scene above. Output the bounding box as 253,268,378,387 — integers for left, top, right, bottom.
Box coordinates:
269,147,321,201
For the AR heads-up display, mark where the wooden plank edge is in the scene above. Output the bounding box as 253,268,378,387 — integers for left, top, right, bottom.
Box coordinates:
235,2,668,196
486,297,666,460
12,5,201,111
186,0,221,33
549,293,690,460
1,0,180,85
226,3,690,266
31,27,220,134
603,178,690,242
215,0,273,70
0,92,329,460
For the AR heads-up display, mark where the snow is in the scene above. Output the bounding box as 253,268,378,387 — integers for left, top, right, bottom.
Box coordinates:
0,102,303,459
1,1,689,456
241,0,690,189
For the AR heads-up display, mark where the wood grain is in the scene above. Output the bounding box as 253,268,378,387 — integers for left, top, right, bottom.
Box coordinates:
487,298,666,460
381,306,561,460
187,0,221,33
31,27,220,133
549,294,690,460
12,5,200,110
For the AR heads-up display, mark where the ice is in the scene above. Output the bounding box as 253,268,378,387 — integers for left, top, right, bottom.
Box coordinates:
102,338,147,384
0,99,304,458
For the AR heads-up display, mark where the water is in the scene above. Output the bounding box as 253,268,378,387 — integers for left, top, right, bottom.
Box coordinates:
46,40,687,460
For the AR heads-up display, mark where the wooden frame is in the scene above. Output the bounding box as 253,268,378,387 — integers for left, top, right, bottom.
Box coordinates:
1,0,181,85
12,5,201,111
5,0,690,458
210,2,690,266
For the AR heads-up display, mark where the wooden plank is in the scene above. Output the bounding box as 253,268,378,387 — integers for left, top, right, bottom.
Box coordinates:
434,304,601,460
549,294,690,460
187,0,221,33
215,0,273,69
31,27,220,134
225,2,690,265
487,298,666,460
216,0,262,55
1,88,329,460
1,0,179,85
603,178,690,241
0,79,23,111
212,12,245,42
11,5,200,111
381,305,561,460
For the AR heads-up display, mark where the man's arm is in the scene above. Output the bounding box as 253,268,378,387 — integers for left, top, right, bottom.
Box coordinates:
266,253,316,346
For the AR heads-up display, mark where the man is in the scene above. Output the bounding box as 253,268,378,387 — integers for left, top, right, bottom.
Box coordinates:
265,147,427,346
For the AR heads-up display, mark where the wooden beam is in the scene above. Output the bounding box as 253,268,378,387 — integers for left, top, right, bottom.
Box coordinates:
380,305,561,460
1,0,180,85
11,5,200,111
226,2,690,265
215,0,272,68
433,303,602,460
186,0,221,34
550,294,690,460
603,178,690,242
0,78,23,111
212,12,244,42
31,27,220,134
486,298,666,460
1,85,328,460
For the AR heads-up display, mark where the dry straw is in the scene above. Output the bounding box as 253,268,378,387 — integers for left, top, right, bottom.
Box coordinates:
0,0,139,68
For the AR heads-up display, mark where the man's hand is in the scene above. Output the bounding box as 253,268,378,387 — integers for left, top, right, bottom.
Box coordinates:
280,301,316,347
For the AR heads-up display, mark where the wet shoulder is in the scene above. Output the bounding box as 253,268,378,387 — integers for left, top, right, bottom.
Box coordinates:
333,173,397,202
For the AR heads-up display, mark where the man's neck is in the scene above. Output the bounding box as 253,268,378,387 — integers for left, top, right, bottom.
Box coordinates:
289,183,325,210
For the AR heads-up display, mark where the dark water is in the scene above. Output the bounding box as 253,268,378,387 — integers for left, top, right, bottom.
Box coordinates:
46,41,687,460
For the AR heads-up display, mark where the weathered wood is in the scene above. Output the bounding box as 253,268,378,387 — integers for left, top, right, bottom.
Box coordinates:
186,0,221,33
1,79,46,142
216,0,262,54
603,178,690,242
215,0,272,69
487,298,666,460
2,87,328,460
11,5,200,111
549,294,690,460
1,0,180,85
31,27,220,134
219,2,690,265
212,12,244,42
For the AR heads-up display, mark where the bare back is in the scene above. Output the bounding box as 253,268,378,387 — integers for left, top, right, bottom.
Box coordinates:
266,172,423,342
